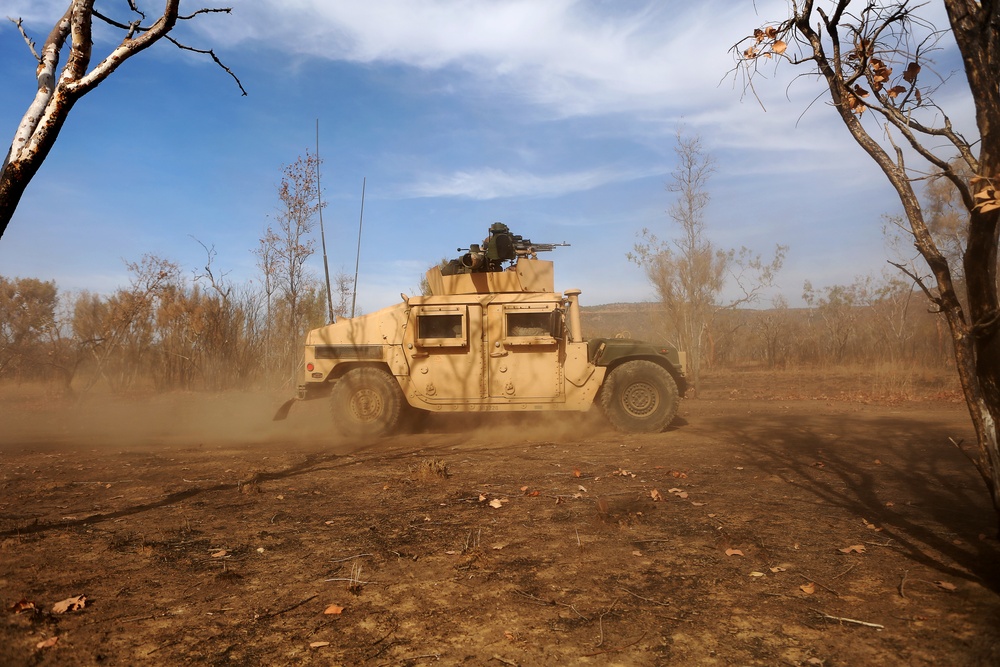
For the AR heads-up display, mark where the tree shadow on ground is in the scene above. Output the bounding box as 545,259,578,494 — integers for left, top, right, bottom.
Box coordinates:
704,407,1000,592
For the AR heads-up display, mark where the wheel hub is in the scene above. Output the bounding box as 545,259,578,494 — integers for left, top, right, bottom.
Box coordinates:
621,381,658,417
349,388,384,422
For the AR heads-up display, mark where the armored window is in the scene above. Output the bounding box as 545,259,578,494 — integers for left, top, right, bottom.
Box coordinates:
504,306,558,346
415,310,467,348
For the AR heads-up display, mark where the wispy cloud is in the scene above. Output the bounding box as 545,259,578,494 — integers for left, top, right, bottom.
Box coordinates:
214,0,787,118
403,164,662,199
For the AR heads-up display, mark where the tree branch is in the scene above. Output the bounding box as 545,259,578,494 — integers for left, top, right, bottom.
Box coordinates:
8,17,40,61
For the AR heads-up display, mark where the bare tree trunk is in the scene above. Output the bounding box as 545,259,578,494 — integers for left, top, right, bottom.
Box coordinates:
736,0,1000,532
1,1,241,238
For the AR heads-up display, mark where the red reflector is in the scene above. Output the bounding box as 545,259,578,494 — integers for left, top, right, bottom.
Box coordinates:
306,363,315,372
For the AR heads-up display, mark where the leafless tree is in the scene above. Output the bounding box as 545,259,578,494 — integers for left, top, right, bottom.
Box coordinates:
333,270,354,320
630,131,786,393
1,1,244,239
256,152,325,380
73,253,180,391
735,0,1000,531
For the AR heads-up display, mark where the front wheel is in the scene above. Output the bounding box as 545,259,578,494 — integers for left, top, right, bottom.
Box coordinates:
599,360,679,433
330,367,404,437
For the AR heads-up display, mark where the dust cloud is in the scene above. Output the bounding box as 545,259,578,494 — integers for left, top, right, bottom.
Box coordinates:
0,385,616,455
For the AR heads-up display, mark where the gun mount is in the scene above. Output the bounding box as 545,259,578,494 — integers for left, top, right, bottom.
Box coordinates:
443,222,568,275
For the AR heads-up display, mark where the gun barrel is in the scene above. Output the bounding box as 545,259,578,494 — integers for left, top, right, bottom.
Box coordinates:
515,241,570,254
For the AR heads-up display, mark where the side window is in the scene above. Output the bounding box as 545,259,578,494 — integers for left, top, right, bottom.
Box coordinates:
416,311,466,348
505,307,558,345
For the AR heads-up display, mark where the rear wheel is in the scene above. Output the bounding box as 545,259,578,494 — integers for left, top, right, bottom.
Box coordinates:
330,367,404,437
599,360,679,433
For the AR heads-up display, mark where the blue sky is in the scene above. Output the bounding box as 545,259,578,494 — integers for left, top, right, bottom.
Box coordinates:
0,0,971,311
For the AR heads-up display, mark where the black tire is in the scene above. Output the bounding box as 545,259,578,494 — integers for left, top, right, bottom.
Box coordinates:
599,360,679,433
330,367,404,437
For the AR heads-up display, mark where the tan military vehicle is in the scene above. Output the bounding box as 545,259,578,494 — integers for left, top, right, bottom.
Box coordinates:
275,223,686,436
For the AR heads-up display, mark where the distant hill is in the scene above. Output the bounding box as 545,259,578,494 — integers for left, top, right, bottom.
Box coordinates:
580,302,666,342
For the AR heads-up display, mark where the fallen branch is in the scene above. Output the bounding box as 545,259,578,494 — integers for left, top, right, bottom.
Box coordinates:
831,562,858,580
512,589,588,619
865,539,896,548
797,572,839,596
257,594,317,620
330,553,375,564
898,570,908,599
618,587,671,607
594,597,621,648
948,437,979,469
581,632,647,657
810,608,884,630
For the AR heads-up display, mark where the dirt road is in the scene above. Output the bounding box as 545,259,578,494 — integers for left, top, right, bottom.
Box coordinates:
2,385,998,665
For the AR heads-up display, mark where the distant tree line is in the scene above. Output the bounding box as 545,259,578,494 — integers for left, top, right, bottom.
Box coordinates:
0,260,954,396
0,152,357,394
583,268,952,373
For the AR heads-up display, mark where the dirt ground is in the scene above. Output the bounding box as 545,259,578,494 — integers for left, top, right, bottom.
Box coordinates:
2,370,999,666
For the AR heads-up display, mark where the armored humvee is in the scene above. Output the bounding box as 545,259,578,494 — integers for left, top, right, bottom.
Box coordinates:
275,223,686,436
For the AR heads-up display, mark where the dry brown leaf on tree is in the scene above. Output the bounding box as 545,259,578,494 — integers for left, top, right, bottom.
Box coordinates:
51,595,87,614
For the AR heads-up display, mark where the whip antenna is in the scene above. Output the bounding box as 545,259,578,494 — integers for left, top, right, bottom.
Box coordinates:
315,119,335,323
351,177,366,318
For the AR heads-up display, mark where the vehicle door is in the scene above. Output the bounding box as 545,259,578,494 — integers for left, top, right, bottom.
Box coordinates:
486,302,563,401
407,304,485,402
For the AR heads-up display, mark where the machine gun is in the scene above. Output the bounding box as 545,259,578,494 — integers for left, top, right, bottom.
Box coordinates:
444,222,569,275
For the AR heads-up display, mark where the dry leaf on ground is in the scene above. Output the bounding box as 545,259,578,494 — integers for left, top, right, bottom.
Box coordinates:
10,598,35,614
839,544,866,554
310,641,330,648
800,582,816,594
725,548,744,557
324,604,344,615
52,595,87,614
36,637,59,650
650,489,664,501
